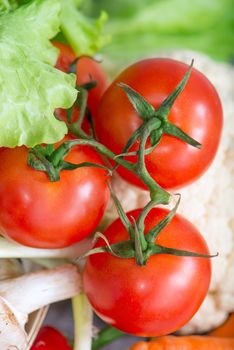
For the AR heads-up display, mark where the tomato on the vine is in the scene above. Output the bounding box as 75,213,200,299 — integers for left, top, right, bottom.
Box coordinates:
53,41,108,120
31,326,71,350
83,208,211,336
0,144,109,248
93,58,223,190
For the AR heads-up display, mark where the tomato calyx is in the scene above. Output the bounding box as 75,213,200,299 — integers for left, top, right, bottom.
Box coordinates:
28,141,112,182
83,227,217,266
118,60,201,151
68,56,98,92
82,193,217,266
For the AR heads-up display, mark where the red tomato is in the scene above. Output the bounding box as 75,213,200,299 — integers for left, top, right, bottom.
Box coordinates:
53,41,108,118
31,326,71,350
0,145,109,248
94,58,223,190
83,208,211,336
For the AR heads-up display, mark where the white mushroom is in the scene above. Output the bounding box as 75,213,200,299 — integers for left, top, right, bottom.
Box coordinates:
0,263,81,350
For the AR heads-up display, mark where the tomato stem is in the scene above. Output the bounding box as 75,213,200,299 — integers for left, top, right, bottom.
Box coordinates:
132,217,146,265
28,146,60,182
50,138,136,173
67,86,90,140
72,293,93,350
136,121,170,204
145,195,181,243
107,182,134,240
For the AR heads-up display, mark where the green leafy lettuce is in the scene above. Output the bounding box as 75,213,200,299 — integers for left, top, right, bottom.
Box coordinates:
0,0,17,14
85,0,234,65
59,0,110,56
3,0,110,55
0,0,77,147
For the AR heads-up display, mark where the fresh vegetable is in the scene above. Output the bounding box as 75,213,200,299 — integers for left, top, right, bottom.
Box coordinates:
83,207,211,336
1,0,109,57
0,264,80,350
0,0,110,148
129,336,234,350
72,293,93,350
31,326,72,350
59,0,109,56
0,0,18,14
0,0,77,148
54,41,108,122
94,58,223,190
104,51,234,334
0,144,109,248
85,0,234,65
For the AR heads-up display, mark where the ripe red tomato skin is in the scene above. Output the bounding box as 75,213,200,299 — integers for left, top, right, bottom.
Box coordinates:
0,145,109,249
94,58,223,190
53,41,108,116
31,326,71,350
83,208,211,337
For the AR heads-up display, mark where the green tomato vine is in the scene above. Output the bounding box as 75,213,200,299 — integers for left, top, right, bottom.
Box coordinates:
28,59,216,265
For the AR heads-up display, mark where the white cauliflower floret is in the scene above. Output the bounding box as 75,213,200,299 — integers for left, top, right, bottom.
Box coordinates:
103,50,234,333
180,296,227,334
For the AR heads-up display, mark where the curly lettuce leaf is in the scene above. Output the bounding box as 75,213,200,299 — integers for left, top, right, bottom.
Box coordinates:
0,0,77,147
0,0,17,14
60,0,110,56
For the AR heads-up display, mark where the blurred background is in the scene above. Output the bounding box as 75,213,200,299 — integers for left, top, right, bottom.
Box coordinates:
81,0,234,70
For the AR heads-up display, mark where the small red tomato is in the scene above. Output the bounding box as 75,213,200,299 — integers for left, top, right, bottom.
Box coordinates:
83,208,211,336
0,144,109,248
53,41,108,117
31,326,71,350
94,58,222,190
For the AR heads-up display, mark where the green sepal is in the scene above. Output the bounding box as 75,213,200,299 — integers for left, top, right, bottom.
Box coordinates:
111,124,145,172
28,146,59,182
155,60,194,118
43,144,55,156
146,195,181,243
118,83,155,121
27,155,47,172
28,142,112,181
113,118,161,166
163,122,201,148
147,244,218,259
80,239,135,260
120,124,145,155
28,144,55,172
107,182,133,236
68,57,79,75
79,80,97,91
